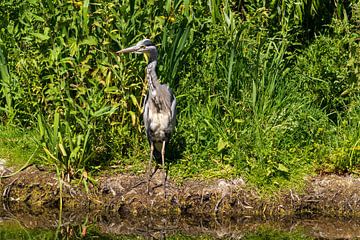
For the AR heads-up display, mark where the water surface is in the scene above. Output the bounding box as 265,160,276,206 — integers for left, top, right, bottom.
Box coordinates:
1,209,359,239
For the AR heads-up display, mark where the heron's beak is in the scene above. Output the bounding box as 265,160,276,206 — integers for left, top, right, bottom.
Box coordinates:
116,45,142,54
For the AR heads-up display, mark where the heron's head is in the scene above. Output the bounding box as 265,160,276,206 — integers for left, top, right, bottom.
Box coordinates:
117,39,157,62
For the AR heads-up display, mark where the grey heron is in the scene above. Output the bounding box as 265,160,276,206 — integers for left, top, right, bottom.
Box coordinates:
117,39,176,196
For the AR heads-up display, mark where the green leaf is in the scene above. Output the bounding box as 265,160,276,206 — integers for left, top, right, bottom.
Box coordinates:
58,143,67,157
30,13,45,22
130,94,140,109
53,112,60,152
93,107,111,117
82,0,90,36
104,86,119,93
252,80,257,111
37,114,44,138
278,163,289,173
129,111,136,126
80,36,98,46
165,0,171,13
30,32,50,41
217,138,228,152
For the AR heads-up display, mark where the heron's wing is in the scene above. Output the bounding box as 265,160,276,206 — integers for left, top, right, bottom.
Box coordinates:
170,92,176,126
166,86,176,128
143,93,150,133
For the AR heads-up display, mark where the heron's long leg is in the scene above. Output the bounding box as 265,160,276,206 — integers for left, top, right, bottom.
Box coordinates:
147,141,154,194
161,140,167,197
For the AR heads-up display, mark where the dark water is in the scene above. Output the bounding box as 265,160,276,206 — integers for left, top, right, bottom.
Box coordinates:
0,210,359,239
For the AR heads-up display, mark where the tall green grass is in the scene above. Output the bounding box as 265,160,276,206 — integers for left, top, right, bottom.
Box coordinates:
0,0,359,188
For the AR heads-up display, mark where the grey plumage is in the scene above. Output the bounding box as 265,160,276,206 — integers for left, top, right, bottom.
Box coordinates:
117,39,176,195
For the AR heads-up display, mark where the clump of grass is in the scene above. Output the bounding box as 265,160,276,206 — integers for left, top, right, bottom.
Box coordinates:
0,126,38,168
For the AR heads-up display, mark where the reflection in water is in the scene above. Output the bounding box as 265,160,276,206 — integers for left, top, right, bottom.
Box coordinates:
0,208,360,239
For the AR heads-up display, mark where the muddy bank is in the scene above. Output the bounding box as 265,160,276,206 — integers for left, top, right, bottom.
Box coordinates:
0,166,359,218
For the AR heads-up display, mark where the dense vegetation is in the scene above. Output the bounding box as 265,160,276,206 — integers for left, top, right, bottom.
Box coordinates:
0,0,359,189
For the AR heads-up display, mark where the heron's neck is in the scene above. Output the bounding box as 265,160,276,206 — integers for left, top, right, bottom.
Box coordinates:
147,59,157,71
148,48,158,63
146,60,160,91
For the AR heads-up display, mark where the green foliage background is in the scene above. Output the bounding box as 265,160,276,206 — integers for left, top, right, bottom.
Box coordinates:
0,0,359,188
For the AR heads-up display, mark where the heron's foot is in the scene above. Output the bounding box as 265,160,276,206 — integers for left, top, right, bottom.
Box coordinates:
147,166,159,179
129,180,147,188
146,175,153,195
146,168,159,195
151,181,168,198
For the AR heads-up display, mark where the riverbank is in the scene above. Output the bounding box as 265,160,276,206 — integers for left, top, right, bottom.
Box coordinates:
1,164,359,219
